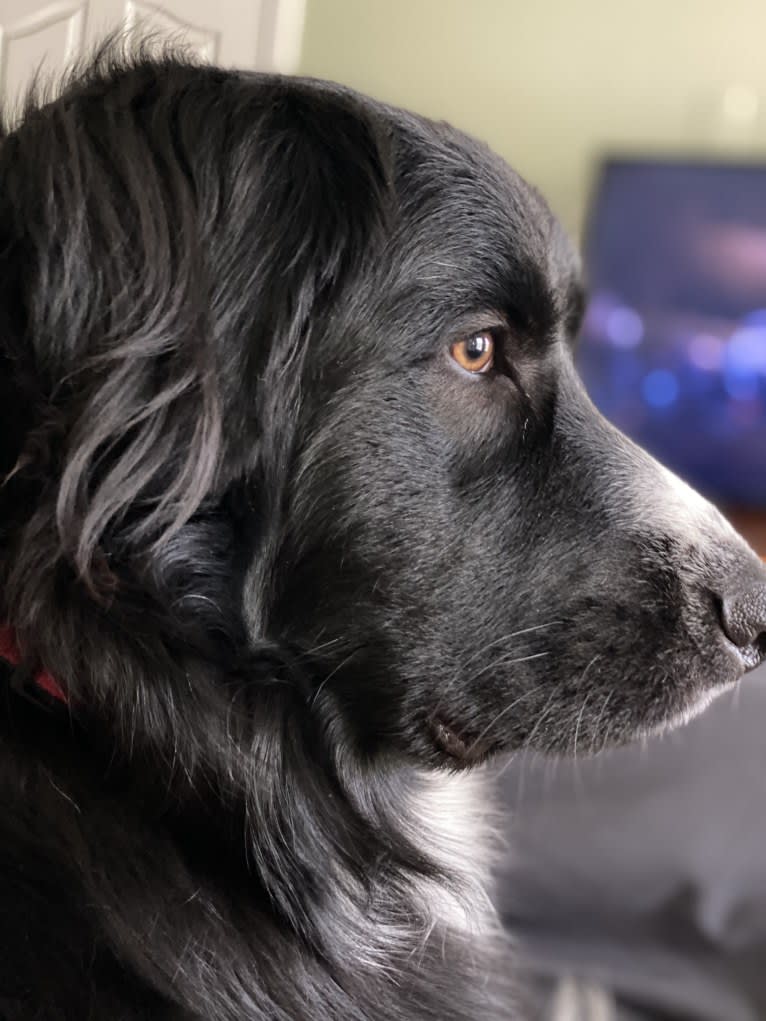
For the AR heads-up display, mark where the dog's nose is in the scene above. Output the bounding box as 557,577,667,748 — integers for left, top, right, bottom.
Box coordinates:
720,583,766,653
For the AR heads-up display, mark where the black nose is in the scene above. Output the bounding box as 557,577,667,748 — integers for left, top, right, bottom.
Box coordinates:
721,583,766,652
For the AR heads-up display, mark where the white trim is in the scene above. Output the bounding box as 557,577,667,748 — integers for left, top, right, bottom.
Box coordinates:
267,0,305,73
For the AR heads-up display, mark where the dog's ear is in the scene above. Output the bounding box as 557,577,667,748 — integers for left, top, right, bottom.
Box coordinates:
0,62,390,594
0,66,225,591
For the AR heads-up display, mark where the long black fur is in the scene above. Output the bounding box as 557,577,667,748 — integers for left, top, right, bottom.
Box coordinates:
1,48,765,1020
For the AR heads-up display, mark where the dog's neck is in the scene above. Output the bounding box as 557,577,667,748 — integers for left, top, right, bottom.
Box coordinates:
0,604,513,1017
398,768,500,932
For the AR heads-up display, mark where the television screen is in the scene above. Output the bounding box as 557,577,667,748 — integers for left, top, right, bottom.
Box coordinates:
577,159,766,508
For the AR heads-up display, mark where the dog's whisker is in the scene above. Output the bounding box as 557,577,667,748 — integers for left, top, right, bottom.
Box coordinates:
432,627,561,719
599,712,618,755
460,621,563,671
521,682,562,751
572,690,592,762
569,654,602,759
310,650,359,709
47,776,82,815
592,688,615,749
430,649,552,723
470,650,551,684
300,637,343,658
466,682,548,755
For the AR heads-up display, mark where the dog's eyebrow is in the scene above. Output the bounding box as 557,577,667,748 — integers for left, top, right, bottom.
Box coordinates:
563,277,587,342
496,261,567,347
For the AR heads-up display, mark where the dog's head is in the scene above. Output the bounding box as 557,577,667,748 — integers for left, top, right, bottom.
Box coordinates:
2,57,765,775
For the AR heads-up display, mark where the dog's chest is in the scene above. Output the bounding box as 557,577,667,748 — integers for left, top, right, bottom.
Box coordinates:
405,769,498,933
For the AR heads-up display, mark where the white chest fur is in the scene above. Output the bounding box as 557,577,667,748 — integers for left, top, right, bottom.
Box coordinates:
404,768,500,935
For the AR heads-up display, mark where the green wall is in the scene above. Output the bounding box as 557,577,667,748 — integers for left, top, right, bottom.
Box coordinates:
299,0,766,237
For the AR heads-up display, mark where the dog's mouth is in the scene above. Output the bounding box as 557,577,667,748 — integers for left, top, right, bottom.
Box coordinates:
737,634,766,672
428,715,494,764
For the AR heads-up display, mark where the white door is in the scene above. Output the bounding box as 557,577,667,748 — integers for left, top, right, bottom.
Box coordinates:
0,0,305,114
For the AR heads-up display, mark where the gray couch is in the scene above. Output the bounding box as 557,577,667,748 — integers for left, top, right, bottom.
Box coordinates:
496,664,766,1020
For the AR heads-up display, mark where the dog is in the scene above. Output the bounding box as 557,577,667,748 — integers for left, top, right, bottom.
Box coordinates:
1,49,765,1021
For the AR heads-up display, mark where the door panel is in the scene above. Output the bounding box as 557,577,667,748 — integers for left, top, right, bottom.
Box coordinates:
0,1,87,111
0,0,305,111
123,0,221,62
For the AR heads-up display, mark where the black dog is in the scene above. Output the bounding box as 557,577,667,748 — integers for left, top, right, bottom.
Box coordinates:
1,51,765,1020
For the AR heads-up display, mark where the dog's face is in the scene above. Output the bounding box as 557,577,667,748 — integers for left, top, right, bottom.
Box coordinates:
267,109,766,766
2,61,765,773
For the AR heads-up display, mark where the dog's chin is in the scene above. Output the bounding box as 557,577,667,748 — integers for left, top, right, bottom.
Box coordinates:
426,681,737,767
583,668,747,756
641,675,742,742
577,679,740,758
644,641,762,740
424,639,758,766
660,682,737,733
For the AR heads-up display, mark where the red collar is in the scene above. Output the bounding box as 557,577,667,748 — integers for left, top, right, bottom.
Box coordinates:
0,625,69,704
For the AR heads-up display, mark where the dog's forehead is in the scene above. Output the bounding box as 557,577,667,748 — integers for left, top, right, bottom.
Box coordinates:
288,77,577,289
229,72,581,323
373,105,582,337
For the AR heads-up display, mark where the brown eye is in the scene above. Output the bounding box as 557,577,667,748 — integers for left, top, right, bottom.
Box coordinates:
449,331,495,374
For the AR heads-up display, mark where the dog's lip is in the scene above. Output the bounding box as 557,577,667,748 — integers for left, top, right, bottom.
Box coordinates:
428,716,493,763
430,718,468,759
736,643,766,673
723,633,766,674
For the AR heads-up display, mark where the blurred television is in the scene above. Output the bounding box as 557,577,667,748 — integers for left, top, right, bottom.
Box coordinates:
577,158,766,509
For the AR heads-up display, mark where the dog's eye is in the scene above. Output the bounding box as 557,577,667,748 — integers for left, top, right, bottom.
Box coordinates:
449,331,495,374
